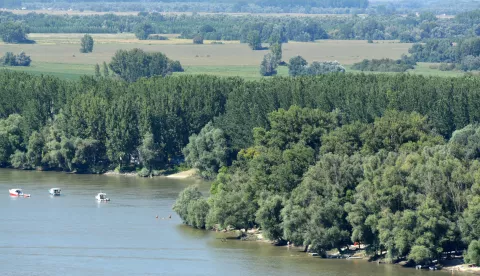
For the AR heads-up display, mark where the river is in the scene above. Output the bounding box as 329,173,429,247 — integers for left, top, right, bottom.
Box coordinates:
0,169,468,276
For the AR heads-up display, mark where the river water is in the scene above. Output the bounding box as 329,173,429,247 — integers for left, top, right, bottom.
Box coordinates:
0,169,468,276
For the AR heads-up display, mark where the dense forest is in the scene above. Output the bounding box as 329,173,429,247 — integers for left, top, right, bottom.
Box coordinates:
3,71,480,175
175,106,480,267
2,10,480,42
2,67,480,265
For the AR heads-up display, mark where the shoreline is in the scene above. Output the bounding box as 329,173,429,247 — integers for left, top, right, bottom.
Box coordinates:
103,168,198,179
221,228,480,274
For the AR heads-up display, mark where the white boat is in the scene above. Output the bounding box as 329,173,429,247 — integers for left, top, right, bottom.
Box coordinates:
9,188,30,198
95,192,110,202
49,188,61,196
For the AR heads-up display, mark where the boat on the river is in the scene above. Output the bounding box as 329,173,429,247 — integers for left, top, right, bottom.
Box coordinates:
49,188,61,196
9,188,31,197
95,192,110,202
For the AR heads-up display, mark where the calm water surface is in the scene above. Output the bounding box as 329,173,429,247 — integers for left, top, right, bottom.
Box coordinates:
0,169,468,276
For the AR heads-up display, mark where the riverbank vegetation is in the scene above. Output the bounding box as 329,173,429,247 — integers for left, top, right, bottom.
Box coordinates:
0,59,480,267
176,106,480,267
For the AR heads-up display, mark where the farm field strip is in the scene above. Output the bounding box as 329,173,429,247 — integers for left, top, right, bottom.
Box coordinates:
0,33,466,79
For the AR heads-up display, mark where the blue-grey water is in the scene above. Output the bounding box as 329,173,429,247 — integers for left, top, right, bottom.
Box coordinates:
0,169,468,276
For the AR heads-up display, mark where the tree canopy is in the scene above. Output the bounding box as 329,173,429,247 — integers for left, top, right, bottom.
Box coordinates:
80,34,94,53
0,22,30,43
108,48,183,82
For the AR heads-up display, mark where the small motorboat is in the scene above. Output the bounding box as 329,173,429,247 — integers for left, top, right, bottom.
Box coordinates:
9,188,30,198
95,192,110,202
49,188,61,196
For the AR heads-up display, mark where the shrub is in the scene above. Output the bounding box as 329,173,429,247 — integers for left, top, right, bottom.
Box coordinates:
137,167,150,177
148,35,168,40
0,51,31,66
351,57,415,72
193,35,204,44
439,63,456,71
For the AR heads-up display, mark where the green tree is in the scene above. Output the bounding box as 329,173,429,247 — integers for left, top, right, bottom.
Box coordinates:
260,53,278,76
450,124,480,160
72,138,105,173
94,64,101,78
106,95,139,169
247,30,262,50
102,61,109,77
0,51,31,67
255,195,284,241
283,154,363,253
109,49,180,82
270,43,282,63
137,132,160,175
183,122,228,180
193,35,204,44
25,131,44,169
0,114,26,166
361,110,442,154
408,245,433,265
306,61,346,75
465,240,480,265
288,56,307,76
14,51,31,66
0,22,29,43
173,185,210,229
134,23,154,40
80,34,94,53
460,196,480,244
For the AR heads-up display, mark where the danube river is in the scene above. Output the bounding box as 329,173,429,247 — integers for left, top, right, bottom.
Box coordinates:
0,169,468,276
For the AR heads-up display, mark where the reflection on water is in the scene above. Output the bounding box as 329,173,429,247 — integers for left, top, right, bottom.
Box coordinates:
0,169,468,276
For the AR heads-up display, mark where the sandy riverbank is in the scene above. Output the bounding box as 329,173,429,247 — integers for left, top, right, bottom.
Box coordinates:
165,169,198,179
103,168,198,179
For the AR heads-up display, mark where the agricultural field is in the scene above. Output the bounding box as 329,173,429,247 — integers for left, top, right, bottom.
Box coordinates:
0,33,467,80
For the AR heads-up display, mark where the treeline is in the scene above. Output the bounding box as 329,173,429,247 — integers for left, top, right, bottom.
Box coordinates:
175,106,480,267
4,71,480,176
408,37,480,71
12,0,369,14
0,10,478,42
0,71,237,174
351,56,416,72
1,51,31,66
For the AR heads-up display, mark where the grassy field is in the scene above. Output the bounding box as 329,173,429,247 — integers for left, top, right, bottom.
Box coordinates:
0,33,468,80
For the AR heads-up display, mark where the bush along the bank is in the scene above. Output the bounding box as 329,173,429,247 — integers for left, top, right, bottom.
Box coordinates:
174,106,480,267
